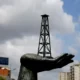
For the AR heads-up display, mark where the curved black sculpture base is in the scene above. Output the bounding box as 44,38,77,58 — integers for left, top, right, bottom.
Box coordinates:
18,53,74,80
18,65,37,80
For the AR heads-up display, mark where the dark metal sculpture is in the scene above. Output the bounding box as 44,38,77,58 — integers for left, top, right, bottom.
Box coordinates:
20,53,74,72
18,14,75,80
18,53,74,80
37,14,52,58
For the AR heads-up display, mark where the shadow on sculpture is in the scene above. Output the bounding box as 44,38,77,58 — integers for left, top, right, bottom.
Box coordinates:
18,53,74,80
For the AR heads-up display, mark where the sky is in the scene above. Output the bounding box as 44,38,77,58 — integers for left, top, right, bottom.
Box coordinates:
0,0,80,80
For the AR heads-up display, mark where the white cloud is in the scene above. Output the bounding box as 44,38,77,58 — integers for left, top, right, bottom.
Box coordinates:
0,35,63,80
75,32,80,47
0,0,76,80
0,0,75,42
51,35,63,57
76,36,80,45
38,71,58,80
68,46,77,55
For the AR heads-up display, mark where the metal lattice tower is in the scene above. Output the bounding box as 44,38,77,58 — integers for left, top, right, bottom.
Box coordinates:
37,14,53,58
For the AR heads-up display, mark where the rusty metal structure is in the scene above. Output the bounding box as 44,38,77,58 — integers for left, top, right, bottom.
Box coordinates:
37,14,52,58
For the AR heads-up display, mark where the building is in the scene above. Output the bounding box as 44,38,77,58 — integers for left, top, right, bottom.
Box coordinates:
59,72,71,80
0,66,11,80
70,63,80,80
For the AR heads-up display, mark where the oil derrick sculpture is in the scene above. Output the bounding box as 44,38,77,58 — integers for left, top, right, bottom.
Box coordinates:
18,14,74,80
37,14,52,58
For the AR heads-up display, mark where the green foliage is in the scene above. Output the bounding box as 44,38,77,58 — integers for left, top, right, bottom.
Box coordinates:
0,76,6,80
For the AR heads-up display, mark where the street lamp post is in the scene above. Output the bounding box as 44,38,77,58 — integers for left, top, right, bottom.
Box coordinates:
9,64,16,79
10,68,16,79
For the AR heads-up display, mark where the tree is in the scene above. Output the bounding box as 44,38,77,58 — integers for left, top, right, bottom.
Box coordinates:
0,76,6,80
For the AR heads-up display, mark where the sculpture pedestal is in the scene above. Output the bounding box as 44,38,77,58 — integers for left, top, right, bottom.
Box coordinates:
18,65,37,80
